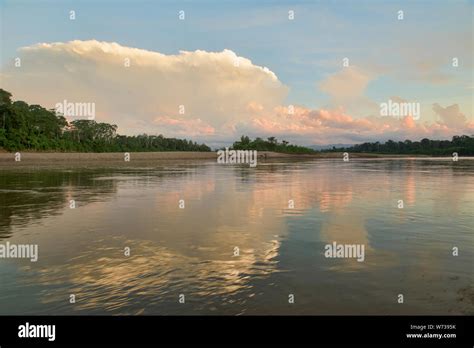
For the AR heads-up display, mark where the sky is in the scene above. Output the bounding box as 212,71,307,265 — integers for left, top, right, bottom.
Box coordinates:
0,0,473,147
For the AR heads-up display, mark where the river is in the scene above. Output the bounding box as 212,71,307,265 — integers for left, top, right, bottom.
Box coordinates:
0,158,473,314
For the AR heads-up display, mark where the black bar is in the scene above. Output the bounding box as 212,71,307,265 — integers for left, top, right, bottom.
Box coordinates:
0,315,472,346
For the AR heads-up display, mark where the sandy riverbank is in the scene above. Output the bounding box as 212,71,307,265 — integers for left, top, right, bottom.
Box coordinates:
0,151,439,167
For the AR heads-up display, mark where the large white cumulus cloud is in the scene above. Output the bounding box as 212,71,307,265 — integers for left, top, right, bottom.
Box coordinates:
1,40,288,138
1,40,472,146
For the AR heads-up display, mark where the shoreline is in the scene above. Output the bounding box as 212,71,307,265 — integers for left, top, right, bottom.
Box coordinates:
0,151,469,167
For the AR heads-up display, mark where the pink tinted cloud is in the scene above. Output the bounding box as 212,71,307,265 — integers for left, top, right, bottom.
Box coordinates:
247,105,472,144
153,116,215,136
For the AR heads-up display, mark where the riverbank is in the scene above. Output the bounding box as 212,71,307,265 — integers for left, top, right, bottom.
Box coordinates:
0,151,440,165
0,151,456,163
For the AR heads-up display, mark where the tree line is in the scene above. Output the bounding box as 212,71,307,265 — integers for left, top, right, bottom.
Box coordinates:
323,136,474,156
231,136,315,153
0,89,211,152
2,89,472,155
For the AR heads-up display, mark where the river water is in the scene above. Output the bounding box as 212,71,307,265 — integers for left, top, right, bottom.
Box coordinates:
0,158,473,314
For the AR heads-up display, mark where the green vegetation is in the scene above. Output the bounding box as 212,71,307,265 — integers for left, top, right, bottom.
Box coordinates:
232,135,474,156
0,89,211,152
231,135,316,154
323,136,474,156
2,89,472,156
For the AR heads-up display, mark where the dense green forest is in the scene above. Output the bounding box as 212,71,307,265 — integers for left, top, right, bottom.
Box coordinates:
0,89,211,152
231,136,316,153
322,136,474,156
231,134,474,156
1,89,472,155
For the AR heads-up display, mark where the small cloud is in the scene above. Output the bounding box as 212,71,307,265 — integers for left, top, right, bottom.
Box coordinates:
432,103,467,128
318,66,379,116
